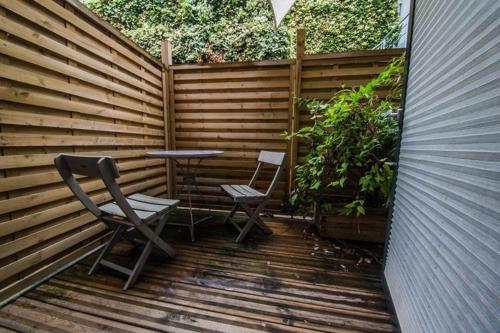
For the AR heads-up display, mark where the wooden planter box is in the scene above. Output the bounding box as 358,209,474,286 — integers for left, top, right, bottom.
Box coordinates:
316,207,388,243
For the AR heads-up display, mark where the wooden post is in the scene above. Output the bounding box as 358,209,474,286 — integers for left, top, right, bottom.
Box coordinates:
288,29,305,195
161,39,174,198
285,63,295,202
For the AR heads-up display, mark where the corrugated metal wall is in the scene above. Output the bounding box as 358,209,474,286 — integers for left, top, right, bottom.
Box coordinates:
384,0,500,332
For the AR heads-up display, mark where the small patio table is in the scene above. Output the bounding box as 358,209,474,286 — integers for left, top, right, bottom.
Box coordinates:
146,150,224,241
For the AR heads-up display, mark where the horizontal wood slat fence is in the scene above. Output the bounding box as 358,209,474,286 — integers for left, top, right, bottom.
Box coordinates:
0,0,404,302
0,0,166,301
298,51,403,163
169,60,294,209
165,45,404,209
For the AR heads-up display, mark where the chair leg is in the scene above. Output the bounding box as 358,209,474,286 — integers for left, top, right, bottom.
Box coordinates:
235,202,266,243
224,203,239,224
189,224,195,242
240,203,273,235
89,225,123,275
225,203,245,232
135,215,176,258
254,217,273,235
124,240,152,290
123,214,171,290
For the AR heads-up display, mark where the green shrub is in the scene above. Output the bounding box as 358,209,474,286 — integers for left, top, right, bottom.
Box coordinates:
83,0,399,63
286,56,404,216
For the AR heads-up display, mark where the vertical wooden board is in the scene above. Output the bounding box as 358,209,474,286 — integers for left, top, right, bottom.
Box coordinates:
161,40,175,199
288,29,305,195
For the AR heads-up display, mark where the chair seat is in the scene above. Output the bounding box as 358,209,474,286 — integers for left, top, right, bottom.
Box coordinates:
221,185,266,202
99,193,179,221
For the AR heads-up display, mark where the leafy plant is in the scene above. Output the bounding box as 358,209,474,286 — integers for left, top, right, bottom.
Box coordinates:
83,0,399,63
286,56,404,216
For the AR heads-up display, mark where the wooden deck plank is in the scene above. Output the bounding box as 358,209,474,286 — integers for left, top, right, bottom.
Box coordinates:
0,212,394,333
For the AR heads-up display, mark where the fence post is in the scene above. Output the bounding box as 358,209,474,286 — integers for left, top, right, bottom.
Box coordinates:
288,29,305,195
161,39,175,198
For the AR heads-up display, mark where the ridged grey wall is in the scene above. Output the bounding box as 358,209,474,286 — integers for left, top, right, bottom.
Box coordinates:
384,0,500,332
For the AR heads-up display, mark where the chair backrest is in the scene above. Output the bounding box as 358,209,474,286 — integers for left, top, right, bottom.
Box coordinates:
56,154,120,178
258,151,286,166
249,151,286,197
54,154,141,224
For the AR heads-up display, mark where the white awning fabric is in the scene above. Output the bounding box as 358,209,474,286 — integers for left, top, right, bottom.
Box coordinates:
269,0,296,27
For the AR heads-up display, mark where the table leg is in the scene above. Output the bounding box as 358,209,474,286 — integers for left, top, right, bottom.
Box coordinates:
174,158,213,241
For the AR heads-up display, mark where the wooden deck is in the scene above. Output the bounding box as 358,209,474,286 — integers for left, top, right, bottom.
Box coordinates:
0,210,394,333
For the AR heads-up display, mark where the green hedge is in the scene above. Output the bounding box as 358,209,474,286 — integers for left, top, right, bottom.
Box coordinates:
84,0,399,63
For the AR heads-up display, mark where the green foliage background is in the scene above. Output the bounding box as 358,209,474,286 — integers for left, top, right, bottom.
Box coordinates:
83,0,399,63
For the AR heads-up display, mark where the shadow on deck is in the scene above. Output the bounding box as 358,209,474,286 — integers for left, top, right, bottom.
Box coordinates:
0,210,394,332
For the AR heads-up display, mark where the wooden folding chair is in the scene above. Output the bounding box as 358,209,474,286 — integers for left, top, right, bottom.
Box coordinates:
55,154,179,290
221,151,286,243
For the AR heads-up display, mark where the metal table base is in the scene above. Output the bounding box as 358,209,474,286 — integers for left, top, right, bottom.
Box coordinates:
146,150,224,241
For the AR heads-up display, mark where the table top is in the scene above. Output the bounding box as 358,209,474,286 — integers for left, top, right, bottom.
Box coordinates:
146,150,224,159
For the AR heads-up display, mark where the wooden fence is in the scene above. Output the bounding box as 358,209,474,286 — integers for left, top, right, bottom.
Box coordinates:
169,60,294,209
0,0,167,300
164,40,404,209
0,0,404,302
